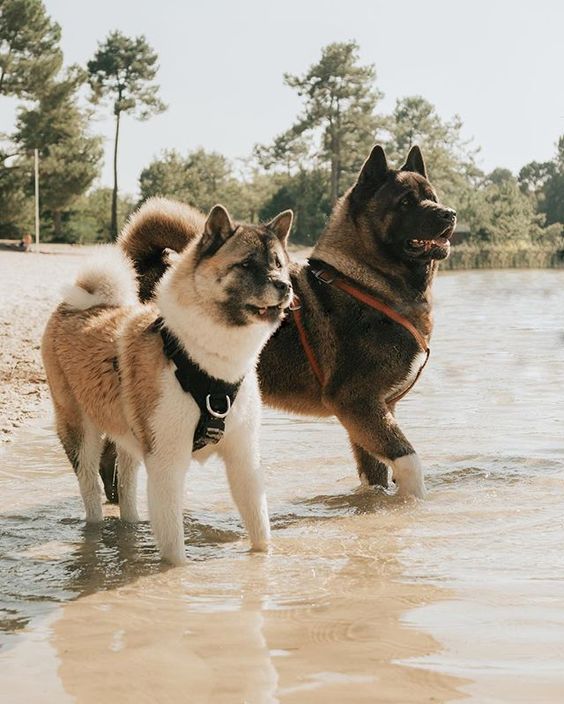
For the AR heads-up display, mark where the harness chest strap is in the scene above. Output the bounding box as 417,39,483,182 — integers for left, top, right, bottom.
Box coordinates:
154,317,242,451
290,267,430,405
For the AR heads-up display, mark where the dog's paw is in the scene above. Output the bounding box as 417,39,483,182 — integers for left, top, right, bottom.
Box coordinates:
249,540,270,554
392,454,427,499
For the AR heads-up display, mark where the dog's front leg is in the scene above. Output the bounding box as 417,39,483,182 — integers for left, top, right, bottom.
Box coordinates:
117,447,140,522
145,454,188,565
219,432,271,552
349,439,390,488
332,398,426,499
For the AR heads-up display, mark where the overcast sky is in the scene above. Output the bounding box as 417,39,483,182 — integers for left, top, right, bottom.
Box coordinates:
2,0,563,195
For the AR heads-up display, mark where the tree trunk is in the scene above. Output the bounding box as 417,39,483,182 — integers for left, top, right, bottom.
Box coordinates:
330,134,341,206
330,159,338,206
111,109,121,240
53,210,63,240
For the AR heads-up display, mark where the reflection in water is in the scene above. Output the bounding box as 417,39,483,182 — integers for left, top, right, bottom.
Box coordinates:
49,509,465,704
1,270,564,702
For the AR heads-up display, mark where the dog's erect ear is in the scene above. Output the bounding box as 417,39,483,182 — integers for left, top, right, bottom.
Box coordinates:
352,145,389,200
201,204,234,255
401,145,427,178
266,209,293,246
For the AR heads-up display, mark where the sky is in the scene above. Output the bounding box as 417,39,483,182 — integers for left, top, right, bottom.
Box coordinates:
2,0,563,196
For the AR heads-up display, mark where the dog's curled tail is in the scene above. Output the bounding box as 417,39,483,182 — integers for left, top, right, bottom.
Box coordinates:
62,247,138,311
118,197,206,302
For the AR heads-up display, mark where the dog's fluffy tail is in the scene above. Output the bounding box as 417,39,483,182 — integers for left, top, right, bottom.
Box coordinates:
118,197,205,302
62,247,138,310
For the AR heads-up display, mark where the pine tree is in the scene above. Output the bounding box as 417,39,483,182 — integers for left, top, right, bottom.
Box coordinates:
0,0,62,98
15,67,103,238
274,41,382,205
88,31,166,238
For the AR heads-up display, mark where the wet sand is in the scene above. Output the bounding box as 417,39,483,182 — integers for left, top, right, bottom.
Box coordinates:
1,252,563,702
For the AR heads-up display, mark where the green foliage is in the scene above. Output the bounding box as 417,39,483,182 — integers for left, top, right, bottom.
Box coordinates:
263,41,382,205
543,171,564,226
138,149,329,243
258,169,330,245
520,137,564,227
442,241,563,270
462,168,544,246
0,156,34,236
64,188,136,243
384,95,481,210
139,148,245,215
13,66,103,237
87,31,166,119
0,0,62,98
254,130,311,175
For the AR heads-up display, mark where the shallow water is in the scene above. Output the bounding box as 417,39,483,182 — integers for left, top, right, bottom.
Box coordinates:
1,270,563,703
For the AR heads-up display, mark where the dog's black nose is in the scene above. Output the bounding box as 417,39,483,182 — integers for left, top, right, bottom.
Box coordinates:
272,280,290,295
442,208,456,222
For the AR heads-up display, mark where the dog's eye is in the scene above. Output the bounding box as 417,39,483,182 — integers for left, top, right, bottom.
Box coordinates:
274,256,282,269
399,197,410,209
239,259,252,269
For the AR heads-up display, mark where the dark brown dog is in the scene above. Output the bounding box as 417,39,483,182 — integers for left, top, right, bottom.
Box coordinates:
105,145,455,498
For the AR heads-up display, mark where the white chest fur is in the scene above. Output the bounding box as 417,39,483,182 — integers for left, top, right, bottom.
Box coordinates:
386,349,428,401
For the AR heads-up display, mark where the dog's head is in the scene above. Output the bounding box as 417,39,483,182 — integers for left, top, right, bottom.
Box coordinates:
349,145,456,264
191,205,293,327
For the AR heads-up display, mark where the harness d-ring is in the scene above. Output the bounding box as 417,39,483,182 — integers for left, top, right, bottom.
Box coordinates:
288,295,302,311
205,394,231,419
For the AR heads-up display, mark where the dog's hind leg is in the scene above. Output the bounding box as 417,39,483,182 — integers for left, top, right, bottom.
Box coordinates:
99,440,119,504
51,392,105,520
74,418,105,522
219,432,271,553
117,447,140,522
145,455,188,565
350,440,390,488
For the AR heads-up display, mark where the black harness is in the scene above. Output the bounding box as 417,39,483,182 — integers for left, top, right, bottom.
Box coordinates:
153,317,242,452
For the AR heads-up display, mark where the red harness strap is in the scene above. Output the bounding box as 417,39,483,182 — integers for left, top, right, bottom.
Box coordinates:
289,295,325,385
291,267,431,405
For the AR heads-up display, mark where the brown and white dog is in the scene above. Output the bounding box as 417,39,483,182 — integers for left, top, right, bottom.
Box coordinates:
41,203,293,564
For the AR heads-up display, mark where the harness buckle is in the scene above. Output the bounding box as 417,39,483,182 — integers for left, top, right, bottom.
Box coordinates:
205,394,232,419
312,269,335,285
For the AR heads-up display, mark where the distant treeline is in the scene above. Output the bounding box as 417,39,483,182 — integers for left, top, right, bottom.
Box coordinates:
1,1,563,268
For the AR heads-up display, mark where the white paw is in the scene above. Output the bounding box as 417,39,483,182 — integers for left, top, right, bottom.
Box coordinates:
120,509,140,523
85,509,104,523
161,550,187,566
392,454,427,499
250,543,270,554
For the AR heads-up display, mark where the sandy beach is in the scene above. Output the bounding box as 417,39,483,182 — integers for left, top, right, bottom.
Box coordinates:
0,247,92,444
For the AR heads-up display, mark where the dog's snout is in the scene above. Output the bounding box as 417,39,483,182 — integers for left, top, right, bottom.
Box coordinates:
442,208,456,222
272,279,290,295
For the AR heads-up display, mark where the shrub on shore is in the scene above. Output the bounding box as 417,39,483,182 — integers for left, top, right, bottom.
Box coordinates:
443,242,564,270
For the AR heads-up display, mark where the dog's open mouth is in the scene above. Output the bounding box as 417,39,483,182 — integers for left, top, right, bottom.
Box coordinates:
406,226,454,260
246,303,287,322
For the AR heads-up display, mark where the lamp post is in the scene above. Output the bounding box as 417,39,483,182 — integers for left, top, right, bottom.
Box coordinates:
34,148,39,250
